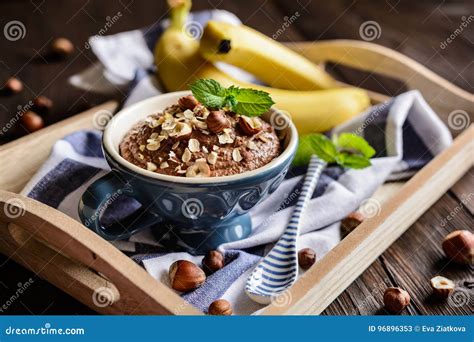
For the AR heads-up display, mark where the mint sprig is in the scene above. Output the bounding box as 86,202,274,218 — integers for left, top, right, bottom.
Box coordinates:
293,133,376,169
189,79,274,116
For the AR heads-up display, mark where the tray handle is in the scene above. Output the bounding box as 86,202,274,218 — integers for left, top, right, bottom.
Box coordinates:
0,190,200,315
286,40,473,118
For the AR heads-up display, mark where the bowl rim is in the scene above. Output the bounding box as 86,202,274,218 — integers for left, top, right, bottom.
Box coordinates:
103,91,298,185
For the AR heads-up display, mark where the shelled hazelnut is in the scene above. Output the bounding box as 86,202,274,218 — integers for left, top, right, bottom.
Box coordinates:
442,230,473,265
208,299,232,315
430,276,455,299
2,77,23,94
168,260,206,292
202,250,224,275
238,115,262,135
206,110,230,134
383,287,410,313
21,111,44,132
50,38,74,57
178,95,199,110
341,211,365,236
298,248,316,270
33,96,53,115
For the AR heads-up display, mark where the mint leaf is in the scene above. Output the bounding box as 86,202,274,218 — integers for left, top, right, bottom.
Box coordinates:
189,79,226,108
227,87,274,116
293,134,337,166
336,152,372,169
336,133,375,158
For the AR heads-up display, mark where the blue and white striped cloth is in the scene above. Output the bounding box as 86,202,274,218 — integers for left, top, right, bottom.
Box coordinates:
25,9,452,315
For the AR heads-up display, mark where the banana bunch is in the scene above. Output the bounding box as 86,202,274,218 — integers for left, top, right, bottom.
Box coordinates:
154,0,370,134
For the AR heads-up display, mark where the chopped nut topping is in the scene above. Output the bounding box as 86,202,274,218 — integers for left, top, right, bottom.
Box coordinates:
207,151,218,165
182,148,192,163
171,141,180,150
183,109,195,119
160,161,169,169
232,149,243,162
138,153,144,160
146,141,160,151
202,146,209,153
191,118,208,130
218,129,234,144
247,141,257,150
139,144,146,151
186,160,211,177
188,138,200,152
150,132,159,139
146,162,157,171
212,145,219,151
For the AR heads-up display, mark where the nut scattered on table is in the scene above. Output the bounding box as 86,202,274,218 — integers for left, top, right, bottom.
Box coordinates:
2,77,23,94
168,260,206,292
21,111,44,132
178,95,199,110
50,37,74,57
208,299,232,315
383,287,410,313
33,95,53,115
341,211,365,235
430,275,455,299
202,250,224,275
298,248,316,270
442,230,473,265
206,110,230,134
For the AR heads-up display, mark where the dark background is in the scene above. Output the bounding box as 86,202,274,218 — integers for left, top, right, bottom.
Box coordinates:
0,0,472,315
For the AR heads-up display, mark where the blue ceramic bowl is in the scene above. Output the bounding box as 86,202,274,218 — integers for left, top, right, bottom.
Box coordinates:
79,91,298,254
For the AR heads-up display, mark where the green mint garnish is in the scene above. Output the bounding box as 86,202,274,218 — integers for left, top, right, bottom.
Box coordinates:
293,133,375,169
189,79,274,116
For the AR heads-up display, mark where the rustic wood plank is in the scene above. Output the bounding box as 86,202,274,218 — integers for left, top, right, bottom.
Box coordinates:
449,168,474,215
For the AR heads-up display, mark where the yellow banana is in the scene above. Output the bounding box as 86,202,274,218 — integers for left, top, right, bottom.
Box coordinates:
154,0,370,133
199,20,337,91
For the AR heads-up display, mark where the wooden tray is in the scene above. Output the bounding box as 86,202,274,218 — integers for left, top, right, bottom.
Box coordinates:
0,40,472,315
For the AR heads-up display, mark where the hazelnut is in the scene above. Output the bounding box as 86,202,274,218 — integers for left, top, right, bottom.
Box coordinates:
186,160,211,177
430,276,455,299
298,248,316,270
2,77,23,94
173,122,192,140
383,287,410,313
178,95,199,110
168,260,206,292
206,110,230,134
33,96,53,115
21,111,44,132
50,38,74,57
208,299,232,315
202,250,224,275
442,230,473,264
238,116,262,135
341,211,365,236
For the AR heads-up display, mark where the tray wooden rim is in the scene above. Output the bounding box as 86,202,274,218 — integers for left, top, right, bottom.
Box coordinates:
0,39,472,315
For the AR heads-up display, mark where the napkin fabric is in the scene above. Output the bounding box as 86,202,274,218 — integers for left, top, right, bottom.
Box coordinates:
21,10,452,315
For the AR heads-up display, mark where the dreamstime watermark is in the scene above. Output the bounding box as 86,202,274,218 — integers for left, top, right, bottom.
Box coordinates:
3,20,26,41
4,323,85,336
181,198,204,219
359,198,382,218
359,21,382,41
259,188,301,229
448,287,472,308
182,21,203,40
351,278,390,314
0,278,35,313
440,15,473,49
272,11,300,40
447,109,470,131
3,197,26,219
270,109,292,130
92,287,116,308
92,109,114,130
440,192,473,228
352,101,389,135
0,100,34,136
85,11,123,49
271,290,293,307
83,188,125,227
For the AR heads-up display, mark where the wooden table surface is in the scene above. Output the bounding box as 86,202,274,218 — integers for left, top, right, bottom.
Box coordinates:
0,0,472,315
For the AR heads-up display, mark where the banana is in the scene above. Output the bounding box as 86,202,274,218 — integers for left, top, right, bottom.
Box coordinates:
199,20,337,91
154,0,370,134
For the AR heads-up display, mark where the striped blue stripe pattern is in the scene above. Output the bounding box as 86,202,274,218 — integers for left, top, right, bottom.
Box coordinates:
245,155,326,304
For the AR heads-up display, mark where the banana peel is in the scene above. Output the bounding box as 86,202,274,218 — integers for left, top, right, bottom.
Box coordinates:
154,0,370,134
